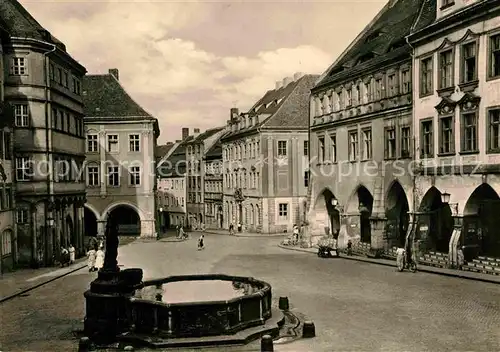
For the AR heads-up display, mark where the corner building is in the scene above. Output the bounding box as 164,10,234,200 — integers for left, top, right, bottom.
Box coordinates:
83,69,159,239
307,0,426,253
407,0,500,270
2,0,87,267
222,74,317,234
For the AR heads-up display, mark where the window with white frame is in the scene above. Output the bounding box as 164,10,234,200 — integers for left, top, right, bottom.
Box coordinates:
87,165,99,186
385,128,396,159
278,203,288,220
87,134,98,153
2,230,12,256
16,208,29,224
129,166,141,186
329,134,337,163
129,134,140,152
401,126,411,158
16,157,32,181
490,34,500,79
277,140,287,157
107,134,119,152
488,108,500,153
14,104,29,127
107,166,120,186
11,57,27,75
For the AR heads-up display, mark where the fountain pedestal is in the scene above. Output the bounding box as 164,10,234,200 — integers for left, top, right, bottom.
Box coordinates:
84,215,144,342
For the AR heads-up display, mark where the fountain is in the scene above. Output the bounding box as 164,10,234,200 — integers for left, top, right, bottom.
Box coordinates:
82,215,285,350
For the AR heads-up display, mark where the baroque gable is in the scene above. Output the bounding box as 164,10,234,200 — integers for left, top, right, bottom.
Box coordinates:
457,92,481,112
434,97,457,115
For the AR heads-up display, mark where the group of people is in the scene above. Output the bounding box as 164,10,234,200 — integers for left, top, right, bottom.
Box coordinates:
228,222,243,235
59,244,76,267
87,244,105,272
176,225,188,239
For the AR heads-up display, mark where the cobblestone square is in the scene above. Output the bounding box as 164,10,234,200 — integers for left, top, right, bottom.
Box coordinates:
1,235,499,352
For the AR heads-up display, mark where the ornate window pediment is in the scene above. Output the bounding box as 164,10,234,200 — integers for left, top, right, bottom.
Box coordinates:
457,92,480,111
434,97,457,115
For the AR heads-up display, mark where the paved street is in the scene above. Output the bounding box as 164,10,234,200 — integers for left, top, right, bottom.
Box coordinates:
1,234,500,352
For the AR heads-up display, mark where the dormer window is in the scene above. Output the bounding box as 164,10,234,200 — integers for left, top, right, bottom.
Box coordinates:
365,32,382,43
248,116,253,126
357,52,375,65
441,0,454,10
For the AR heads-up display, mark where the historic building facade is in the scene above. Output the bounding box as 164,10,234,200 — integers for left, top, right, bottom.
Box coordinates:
184,127,225,229
307,0,426,252
0,27,16,272
156,140,187,230
203,141,223,229
2,0,87,267
83,69,159,239
407,0,500,269
221,73,317,233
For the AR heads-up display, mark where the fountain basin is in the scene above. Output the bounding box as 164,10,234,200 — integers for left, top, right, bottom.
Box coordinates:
128,274,272,338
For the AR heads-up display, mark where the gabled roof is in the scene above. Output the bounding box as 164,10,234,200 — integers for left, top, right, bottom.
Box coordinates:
221,74,318,140
185,127,225,145
158,142,187,178
0,0,67,51
314,0,426,90
410,0,437,33
205,141,222,159
155,143,175,161
83,73,154,119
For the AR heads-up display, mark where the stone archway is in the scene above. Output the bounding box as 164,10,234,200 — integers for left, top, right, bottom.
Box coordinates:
84,206,99,238
105,204,141,236
66,215,75,248
463,184,500,258
418,187,453,253
346,186,374,244
385,181,410,248
312,189,341,236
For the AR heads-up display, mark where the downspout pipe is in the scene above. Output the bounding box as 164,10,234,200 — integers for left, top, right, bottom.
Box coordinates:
405,35,417,253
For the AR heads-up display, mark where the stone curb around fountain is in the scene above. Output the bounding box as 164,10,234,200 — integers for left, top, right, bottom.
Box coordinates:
116,308,285,349
277,244,500,285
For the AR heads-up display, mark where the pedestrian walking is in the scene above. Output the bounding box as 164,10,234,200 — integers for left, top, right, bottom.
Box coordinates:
95,246,105,271
229,223,234,235
68,244,75,264
292,224,299,245
237,222,242,233
60,246,70,267
87,247,97,272
347,239,353,256
197,234,205,250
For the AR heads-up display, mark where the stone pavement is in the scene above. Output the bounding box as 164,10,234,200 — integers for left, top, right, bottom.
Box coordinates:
0,236,138,303
1,234,500,352
278,243,500,285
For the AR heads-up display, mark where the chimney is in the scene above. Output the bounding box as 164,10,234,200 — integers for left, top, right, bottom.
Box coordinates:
193,128,201,137
293,72,304,81
182,127,189,140
109,68,119,80
275,81,283,90
282,76,293,87
230,108,239,120
166,142,173,145
175,139,181,143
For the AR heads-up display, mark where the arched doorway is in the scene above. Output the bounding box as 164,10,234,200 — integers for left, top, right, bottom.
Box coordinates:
66,215,75,247
357,186,373,244
463,184,500,258
84,207,98,237
312,189,340,235
418,187,453,253
385,181,410,248
107,205,141,236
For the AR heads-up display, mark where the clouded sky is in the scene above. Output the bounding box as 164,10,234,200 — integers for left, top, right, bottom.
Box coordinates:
20,0,386,144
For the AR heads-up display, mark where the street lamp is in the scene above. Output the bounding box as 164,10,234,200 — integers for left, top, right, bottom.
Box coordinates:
47,217,55,227
441,191,451,204
331,198,338,207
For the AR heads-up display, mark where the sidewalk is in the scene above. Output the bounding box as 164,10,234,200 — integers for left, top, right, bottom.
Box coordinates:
0,236,138,304
195,229,285,238
0,258,87,303
278,244,500,285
